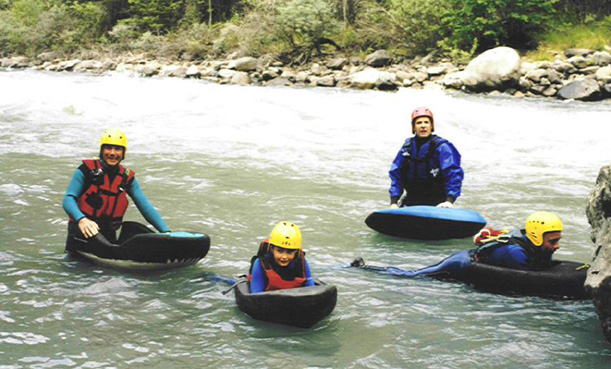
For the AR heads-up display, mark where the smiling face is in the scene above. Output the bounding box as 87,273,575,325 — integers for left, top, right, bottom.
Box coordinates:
101,145,125,167
271,245,298,267
413,117,433,138
541,231,561,253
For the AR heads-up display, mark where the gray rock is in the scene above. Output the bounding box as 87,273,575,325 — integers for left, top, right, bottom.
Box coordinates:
115,62,134,73
265,77,292,87
10,56,31,68
79,60,98,70
554,61,577,74
186,65,201,78
585,164,611,345
568,56,588,69
280,70,297,82
519,76,533,90
210,61,225,71
529,84,545,94
596,66,611,83
230,71,251,85
218,69,236,79
426,66,447,76
101,61,116,71
310,63,327,76
231,57,258,72
349,68,396,89
37,52,60,62
525,68,546,83
201,68,218,78
349,57,363,65
316,75,336,87
441,71,465,89
160,65,186,78
591,51,611,66
204,76,220,83
365,50,391,68
58,59,81,71
557,79,601,100
582,66,600,75
565,48,593,57
262,69,279,81
547,69,563,84
139,64,159,77
395,70,411,84
376,77,398,91
327,57,347,70
295,71,310,83
414,71,428,83
460,46,521,91
542,85,557,97
535,61,553,69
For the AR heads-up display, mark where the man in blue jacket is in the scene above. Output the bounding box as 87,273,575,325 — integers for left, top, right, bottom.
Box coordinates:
63,129,170,252
389,107,464,208
353,212,563,277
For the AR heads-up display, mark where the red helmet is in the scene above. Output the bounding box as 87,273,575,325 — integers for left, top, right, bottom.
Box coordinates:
411,107,434,133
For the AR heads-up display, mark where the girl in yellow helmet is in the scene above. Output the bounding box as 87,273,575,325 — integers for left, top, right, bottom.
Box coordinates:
248,221,315,293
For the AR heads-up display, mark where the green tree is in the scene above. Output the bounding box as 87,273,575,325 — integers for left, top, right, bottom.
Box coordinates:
123,0,184,34
275,0,340,58
441,0,557,51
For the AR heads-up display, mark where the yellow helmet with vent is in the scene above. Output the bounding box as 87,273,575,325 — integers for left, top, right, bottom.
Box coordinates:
269,221,302,250
100,129,128,157
525,211,563,246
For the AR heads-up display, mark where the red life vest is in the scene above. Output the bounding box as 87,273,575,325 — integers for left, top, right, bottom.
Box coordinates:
248,240,307,291
72,159,135,230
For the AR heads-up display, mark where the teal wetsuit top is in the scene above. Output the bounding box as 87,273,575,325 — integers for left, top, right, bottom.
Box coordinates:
63,168,169,232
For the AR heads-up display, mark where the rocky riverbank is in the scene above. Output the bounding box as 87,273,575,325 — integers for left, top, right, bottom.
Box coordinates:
2,46,611,101
586,165,611,345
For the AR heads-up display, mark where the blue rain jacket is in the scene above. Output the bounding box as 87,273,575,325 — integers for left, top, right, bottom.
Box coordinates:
389,135,464,205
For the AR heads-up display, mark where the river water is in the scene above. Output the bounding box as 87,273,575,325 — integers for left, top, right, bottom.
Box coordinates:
1,70,611,368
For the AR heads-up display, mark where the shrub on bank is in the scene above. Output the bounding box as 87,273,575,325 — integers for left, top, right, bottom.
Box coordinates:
0,0,107,56
1,0,611,63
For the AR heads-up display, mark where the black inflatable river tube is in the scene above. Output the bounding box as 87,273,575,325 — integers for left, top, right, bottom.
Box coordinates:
234,277,337,328
72,222,210,270
447,260,590,299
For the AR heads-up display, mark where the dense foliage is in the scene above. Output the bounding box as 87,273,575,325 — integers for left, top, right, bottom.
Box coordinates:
0,0,610,61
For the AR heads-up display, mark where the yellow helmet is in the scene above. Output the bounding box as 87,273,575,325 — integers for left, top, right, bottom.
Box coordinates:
269,221,302,250
100,129,128,157
525,211,563,246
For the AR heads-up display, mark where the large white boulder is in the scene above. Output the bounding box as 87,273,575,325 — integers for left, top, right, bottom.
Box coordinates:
460,46,521,91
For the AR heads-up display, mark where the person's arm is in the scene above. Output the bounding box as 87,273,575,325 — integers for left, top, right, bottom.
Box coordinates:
303,259,315,287
250,258,266,293
437,142,464,203
491,245,529,270
389,148,405,206
63,169,87,222
128,178,170,233
63,169,99,238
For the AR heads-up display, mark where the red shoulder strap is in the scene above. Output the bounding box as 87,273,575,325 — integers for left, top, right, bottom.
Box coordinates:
119,164,135,185
82,159,99,171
